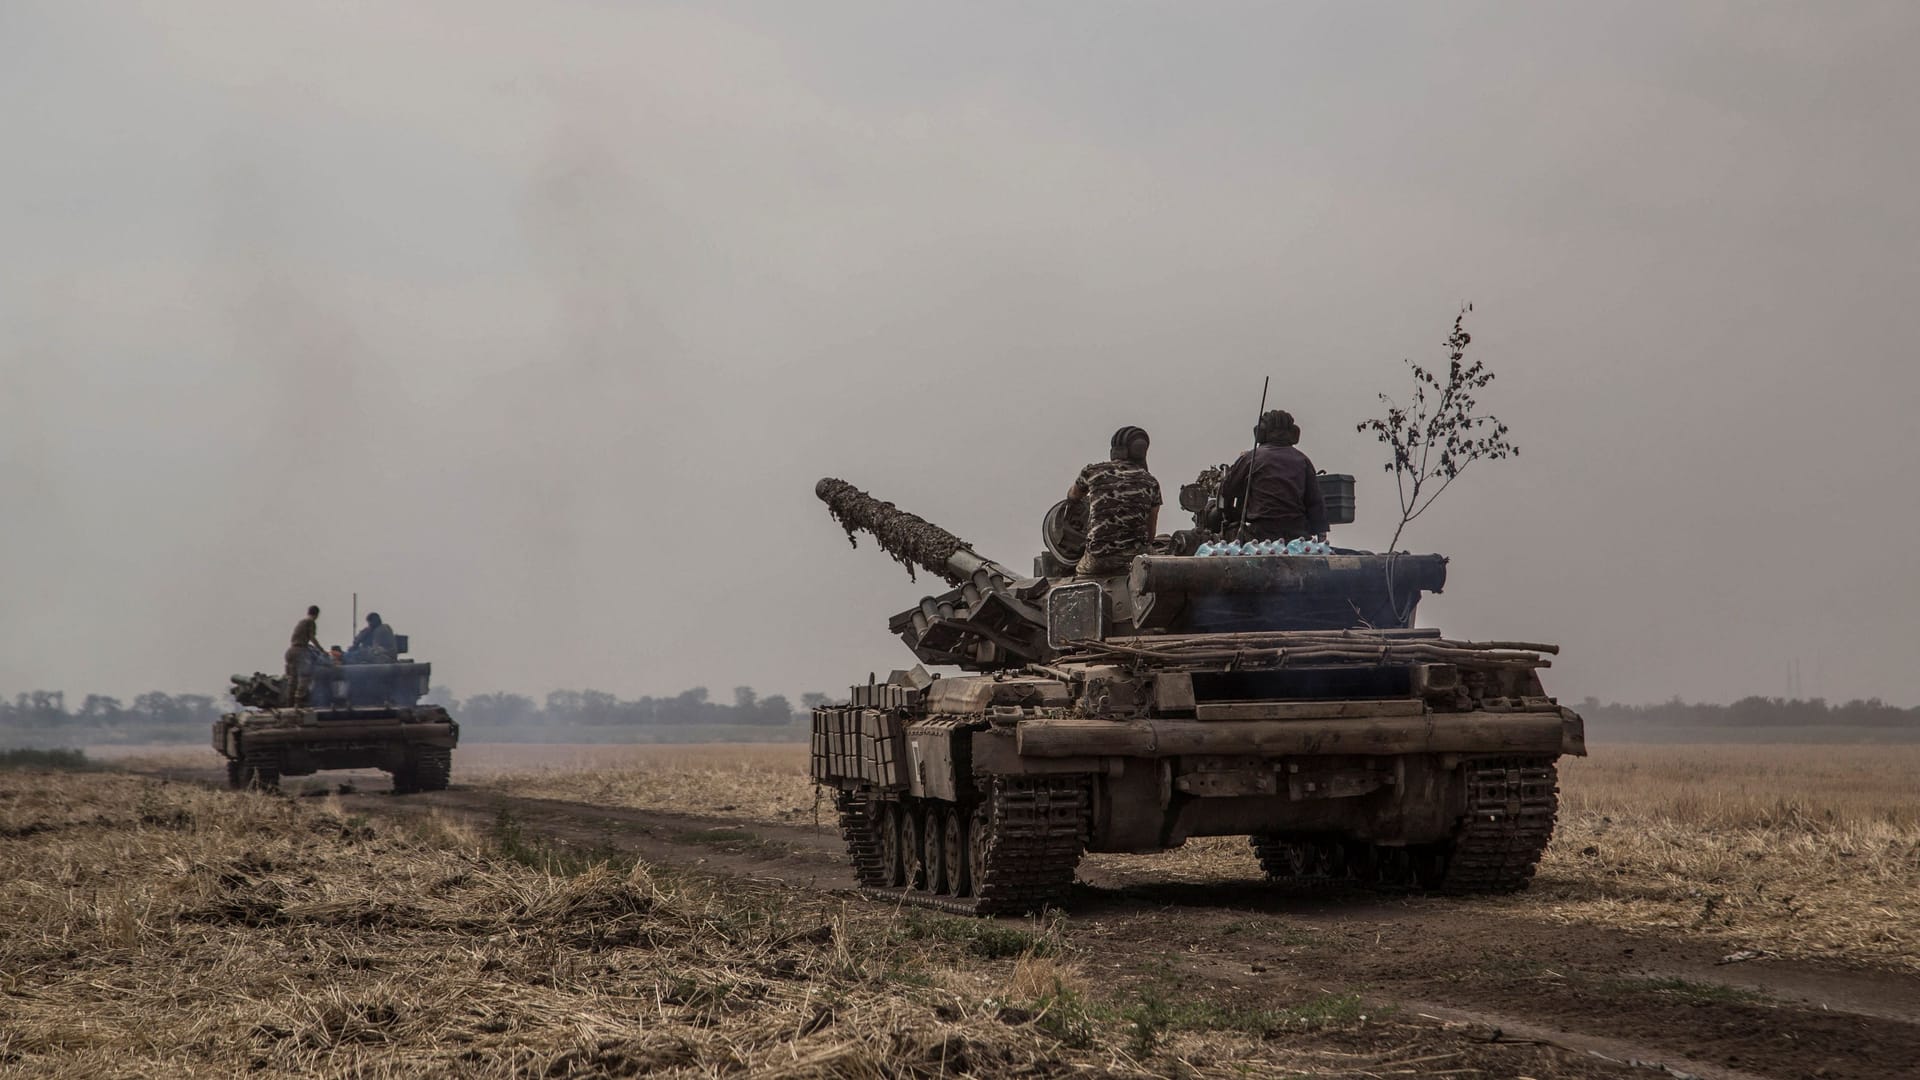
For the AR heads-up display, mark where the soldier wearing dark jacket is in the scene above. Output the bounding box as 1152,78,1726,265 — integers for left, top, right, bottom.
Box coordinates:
351,612,398,662
285,605,322,707
1067,426,1162,577
1220,409,1328,541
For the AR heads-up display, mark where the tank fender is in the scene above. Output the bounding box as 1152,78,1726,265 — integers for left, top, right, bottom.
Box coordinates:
1560,706,1588,756
924,677,1073,715
969,725,1118,777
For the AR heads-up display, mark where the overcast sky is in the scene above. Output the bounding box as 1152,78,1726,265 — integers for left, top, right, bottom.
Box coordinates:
3,1,1916,708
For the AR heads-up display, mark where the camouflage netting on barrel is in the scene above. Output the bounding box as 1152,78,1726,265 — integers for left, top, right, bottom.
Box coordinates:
816,478,971,583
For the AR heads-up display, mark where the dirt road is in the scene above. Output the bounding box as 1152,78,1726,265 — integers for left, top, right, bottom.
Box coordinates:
164,767,1920,1080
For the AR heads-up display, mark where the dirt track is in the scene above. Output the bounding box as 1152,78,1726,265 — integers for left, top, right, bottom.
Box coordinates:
162,767,1920,1080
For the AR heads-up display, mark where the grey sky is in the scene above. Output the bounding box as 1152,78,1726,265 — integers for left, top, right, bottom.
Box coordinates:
3,1,1915,707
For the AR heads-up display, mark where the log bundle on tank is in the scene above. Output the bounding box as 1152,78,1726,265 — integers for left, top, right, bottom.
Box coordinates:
1070,630,1558,672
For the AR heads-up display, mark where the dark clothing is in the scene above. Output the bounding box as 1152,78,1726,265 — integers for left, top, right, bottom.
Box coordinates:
290,616,320,649
1074,459,1161,575
352,622,397,659
1221,444,1328,541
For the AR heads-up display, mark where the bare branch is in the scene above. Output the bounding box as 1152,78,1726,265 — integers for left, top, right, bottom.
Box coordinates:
1357,305,1516,555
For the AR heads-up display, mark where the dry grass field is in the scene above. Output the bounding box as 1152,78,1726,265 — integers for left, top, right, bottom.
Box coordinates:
2,766,1565,1079
1537,744,1920,970
486,741,1920,973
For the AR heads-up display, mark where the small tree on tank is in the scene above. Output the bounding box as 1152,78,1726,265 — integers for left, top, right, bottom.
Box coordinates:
1357,304,1518,555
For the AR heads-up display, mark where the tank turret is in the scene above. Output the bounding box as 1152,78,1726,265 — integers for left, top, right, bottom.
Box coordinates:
818,476,1451,669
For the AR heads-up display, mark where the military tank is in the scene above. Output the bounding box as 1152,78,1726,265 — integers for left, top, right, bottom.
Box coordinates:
811,474,1585,915
214,631,457,794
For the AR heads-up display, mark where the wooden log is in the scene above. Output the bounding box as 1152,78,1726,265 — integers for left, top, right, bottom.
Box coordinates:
1095,631,1559,656
1194,699,1426,721
1014,712,1565,758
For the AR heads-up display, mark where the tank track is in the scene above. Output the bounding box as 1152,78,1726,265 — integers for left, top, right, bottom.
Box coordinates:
410,748,453,793
835,790,891,888
1251,755,1558,895
1434,756,1559,893
845,776,1089,916
240,746,281,793
390,747,453,795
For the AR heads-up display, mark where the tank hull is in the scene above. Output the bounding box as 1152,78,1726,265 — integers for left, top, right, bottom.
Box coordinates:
212,705,458,794
813,650,1583,914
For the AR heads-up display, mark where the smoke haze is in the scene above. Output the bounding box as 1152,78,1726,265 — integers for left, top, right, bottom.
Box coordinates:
3,1,1916,706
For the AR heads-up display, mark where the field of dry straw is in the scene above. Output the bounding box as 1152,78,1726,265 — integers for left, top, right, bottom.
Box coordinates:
2,765,1573,1078
488,741,1920,972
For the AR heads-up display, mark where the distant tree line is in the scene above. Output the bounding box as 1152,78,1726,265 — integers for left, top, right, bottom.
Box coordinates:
448,686,827,731
1579,696,1920,729
0,685,827,747
6,687,1918,748
0,691,225,739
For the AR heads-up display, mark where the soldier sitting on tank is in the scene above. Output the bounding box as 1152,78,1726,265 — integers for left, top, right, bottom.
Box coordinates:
1066,425,1162,577
348,612,398,663
1219,409,1329,542
285,604,324,707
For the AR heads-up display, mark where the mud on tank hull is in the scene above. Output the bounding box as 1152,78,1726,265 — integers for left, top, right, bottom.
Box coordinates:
813,650,1585,916
212,705,458,795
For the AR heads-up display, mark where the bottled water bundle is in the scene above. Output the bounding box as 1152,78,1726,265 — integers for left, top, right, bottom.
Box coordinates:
1193,538,1334,557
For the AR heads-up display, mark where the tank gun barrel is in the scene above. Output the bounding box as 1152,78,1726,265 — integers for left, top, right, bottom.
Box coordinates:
816,477,1016,586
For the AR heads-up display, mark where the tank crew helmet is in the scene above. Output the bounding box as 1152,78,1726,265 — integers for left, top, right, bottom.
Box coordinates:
365,612,381,626
1109,425,1151,463
1255,410,1300,447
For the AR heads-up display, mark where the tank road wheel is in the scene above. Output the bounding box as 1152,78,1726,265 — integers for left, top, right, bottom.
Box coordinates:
921,805,949,895
944,808,971,898
835,790,891,888
1367,845,1416,890
879,803,906,887
226,758,246,790
1250,835,1326,884
900,803,926,891
968,802,993,897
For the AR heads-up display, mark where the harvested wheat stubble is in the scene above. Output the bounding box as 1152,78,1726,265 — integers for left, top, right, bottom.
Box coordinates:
478,743,822,825
483,741,1920,972
1530,744,1920,971
0,770,1579,1079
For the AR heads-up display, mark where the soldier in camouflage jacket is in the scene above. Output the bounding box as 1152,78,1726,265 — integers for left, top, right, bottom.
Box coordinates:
1067,426,1162,577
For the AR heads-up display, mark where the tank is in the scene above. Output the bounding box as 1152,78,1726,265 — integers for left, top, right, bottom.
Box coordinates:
213,632,458,794
811,474,1586,915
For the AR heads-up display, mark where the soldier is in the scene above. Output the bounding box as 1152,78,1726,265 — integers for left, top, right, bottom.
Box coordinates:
350,612,398,662
1066,425,1162,577
1219,409,1329,542
285,605,322,707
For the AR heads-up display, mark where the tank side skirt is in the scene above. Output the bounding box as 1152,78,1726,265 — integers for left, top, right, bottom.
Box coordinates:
1015,712,1566,758
235,720,457,747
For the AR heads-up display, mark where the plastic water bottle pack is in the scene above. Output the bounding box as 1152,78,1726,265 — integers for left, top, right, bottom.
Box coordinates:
1193,538,1334,557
